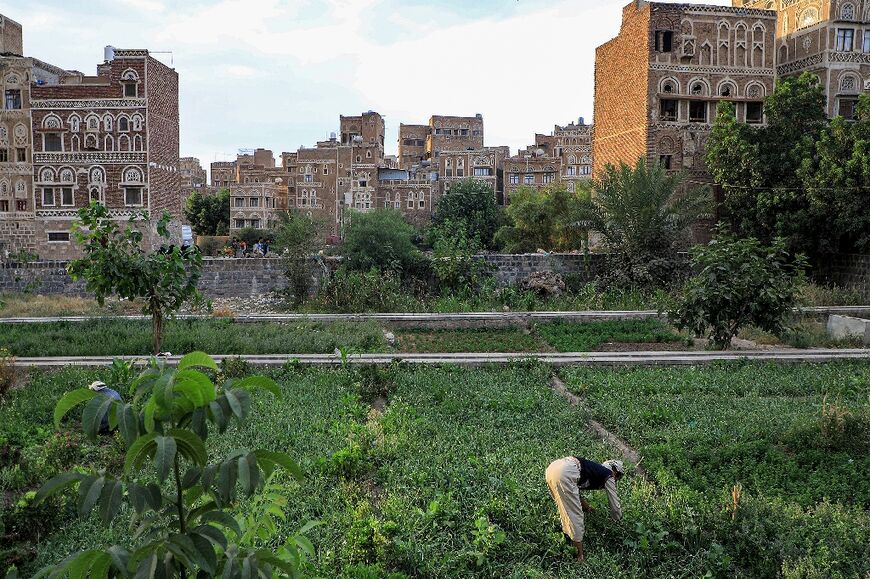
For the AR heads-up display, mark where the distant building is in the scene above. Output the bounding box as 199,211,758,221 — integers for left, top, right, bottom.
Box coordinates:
593,1,777,179
734,0,870,119
179,157,206,190
0,13,181,259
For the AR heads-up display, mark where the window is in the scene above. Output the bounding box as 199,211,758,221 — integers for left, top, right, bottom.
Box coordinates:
0,200,8,212
234,198,244,207
566,166,576,176
659,155,673,170
89,187,102,204
16,148,25,162
304,174,313,182
16,199,26,211
235,219,245,229
124,82,138,97
4,90,21,109
407,197,413,209
250,219,260,229
689,101,707,123
836,29,854,51
119,118,129,131
0,149,6,162
124,187,143,206
44,134,63,152
580,165,591,176
419,198,425,209
746,102,764,124
864,30,870,53
524,174,534,185
838,98,858,120
473,167,492,177
543,172,554,184
660,99,678,121
250,198,259,208
456,168,464,177
509,173,519,184
48,232,70,242
841,3,854,20
323,167,329,175
60,187,73,206
655,30,673,52
42,187,55,206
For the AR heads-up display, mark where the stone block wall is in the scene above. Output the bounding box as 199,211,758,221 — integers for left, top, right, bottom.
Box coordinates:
816,253,870,297
478,253,605,286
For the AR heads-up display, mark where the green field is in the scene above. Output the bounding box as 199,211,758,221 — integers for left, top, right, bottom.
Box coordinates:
2,361,868,577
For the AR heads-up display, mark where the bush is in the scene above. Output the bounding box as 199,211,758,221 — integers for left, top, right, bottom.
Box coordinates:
196,236,226,257
431,180,506,250
670,233,808,349
495,185,586,253
0,349,14,401
316,268,423,313
430,220,492,294
343,210,421,274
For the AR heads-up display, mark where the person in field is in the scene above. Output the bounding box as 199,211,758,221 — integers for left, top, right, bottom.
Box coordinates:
88,380,122,435
545,456,624,562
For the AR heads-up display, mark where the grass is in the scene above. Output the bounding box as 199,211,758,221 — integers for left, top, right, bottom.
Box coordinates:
0,319,386,357
538,319,684,352
0,293,142,318
4,361,869,577
393,328,552,353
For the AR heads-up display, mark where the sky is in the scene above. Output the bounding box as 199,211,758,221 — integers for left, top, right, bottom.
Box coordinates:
5,0,731,175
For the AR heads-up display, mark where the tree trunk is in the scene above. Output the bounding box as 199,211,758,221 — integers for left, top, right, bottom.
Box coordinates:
152,307,163,356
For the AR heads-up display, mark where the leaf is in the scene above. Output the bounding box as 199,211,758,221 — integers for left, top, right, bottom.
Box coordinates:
177,351,218,371
224,389,244,419
181,467,202,490
54,389,98,429
154,436,177,483
190,533,217,575
200,511,242,538
218,458,238,502
174,369,216,408
106,546,130,578
134,554,157,579
98,479,124,523
253,450,304,481
78,475,105,517
82,395,117,439
166,428,207,466
33,471,84,506
117,403,140,445
232,375,281,398
191,524,228,551
124,433,158,475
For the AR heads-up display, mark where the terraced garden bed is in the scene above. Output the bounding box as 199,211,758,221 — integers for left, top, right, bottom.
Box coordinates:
2,361,867,577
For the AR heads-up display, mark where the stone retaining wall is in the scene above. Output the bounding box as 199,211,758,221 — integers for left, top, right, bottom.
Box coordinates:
3,252,868,299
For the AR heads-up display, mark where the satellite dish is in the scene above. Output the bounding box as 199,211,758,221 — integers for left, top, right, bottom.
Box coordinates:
536,149,546,157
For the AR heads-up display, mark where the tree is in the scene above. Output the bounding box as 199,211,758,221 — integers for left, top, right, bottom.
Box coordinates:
184,189,230,236
431,180,506,250
705,74,869,260
430,219,492,294
670,234,808,350
68,203,203,355
32,352,313,578
342,209,420,274
495,184,587,253
272,210,322,308
575,157,712,288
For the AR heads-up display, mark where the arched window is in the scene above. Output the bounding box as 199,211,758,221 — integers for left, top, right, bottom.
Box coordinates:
119,135,130,151
840,3,854,20
69,115,81,132
86,115,99,131
89,166,106,184
118,117,129,132
133,135,143,151
42,115,62,130
799,7,818,29
39,168,55,183
59,168,75,183
840,75,859,93
103,115,113,132
123,167,143,183
132,115,143,131
121,69,140,98
104,135,114,151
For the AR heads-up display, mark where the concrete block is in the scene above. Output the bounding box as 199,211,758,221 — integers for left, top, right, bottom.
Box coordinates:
827,315,870,345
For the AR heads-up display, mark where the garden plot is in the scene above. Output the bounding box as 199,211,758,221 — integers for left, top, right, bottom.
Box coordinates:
3,362,868,577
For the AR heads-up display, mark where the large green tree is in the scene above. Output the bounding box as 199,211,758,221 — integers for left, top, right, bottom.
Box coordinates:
706,73,870,259
575,158,712,288
495,184,587,253
431,180,506,250
184,189,230,236
342,209,420,274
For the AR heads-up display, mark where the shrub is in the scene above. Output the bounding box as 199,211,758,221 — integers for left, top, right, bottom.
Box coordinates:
670,234,808,349
0,349,14,401
343,210,421,274
495,184,586,253
430,220,492,294
184,189,230,236
272,210,321,307
316,267,422,313
431,180,506,250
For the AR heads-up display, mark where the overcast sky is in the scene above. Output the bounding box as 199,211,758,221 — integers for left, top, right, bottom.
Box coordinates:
6,0,730,172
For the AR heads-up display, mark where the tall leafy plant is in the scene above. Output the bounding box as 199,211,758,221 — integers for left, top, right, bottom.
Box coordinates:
68,203,203,354
32,352,310,578
184,189,230,237
431,180,506,250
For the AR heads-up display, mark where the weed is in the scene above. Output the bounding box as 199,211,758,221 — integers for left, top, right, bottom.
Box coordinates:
0,349,15,400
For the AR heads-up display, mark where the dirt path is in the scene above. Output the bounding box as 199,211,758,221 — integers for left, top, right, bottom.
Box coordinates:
549,374,646,477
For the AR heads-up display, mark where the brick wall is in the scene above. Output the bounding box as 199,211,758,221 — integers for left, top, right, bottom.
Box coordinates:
815,253,870,297
593,1,650,175
478,253,606,286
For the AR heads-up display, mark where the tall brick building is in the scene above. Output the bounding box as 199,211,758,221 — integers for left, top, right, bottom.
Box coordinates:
593,1,777,179
179,157,206,190
734,0,870,118
0,14,181,259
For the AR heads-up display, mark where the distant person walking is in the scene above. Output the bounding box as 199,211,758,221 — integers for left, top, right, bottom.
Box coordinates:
88,380,122,435
545,456,624,562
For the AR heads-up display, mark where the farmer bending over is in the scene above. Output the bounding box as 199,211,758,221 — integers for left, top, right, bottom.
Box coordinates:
545,456,624,562
89,380,122,435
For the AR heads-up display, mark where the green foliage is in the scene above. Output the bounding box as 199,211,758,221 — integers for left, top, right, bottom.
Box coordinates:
315,268,423,313
0,348,14,401
431,180,506,250
0,318,386,357
184,189,230,236
576,158,711,289
706,74,870,259
538,319,682,352
670,234,808,350
271,210,322,307
236,227,270,249
429,219,492,293
32,352,311,578
343,210,421,274
67,202,204,354
495,184,587,253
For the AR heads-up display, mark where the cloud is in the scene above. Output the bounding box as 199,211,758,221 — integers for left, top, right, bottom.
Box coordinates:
116,0,165,12
220,64,261,79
